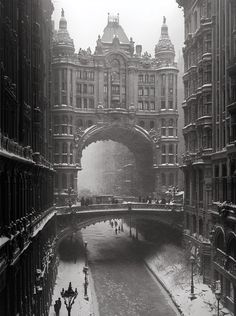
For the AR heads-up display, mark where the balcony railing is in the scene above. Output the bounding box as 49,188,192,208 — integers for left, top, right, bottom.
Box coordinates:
214,249,236,278
0,132,33,161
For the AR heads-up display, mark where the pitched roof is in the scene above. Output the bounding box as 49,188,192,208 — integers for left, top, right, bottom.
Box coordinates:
101,15,129,44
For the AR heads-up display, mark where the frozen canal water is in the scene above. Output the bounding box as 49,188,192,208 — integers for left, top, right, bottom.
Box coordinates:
81,220,180,316
49,220,181,316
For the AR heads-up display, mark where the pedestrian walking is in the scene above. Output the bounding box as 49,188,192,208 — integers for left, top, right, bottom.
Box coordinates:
54,300,59,316
57,297,61,311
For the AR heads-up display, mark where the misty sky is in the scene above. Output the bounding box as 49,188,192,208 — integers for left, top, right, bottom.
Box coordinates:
52,0,184,58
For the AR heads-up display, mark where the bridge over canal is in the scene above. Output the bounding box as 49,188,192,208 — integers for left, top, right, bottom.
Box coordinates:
56,203,184,241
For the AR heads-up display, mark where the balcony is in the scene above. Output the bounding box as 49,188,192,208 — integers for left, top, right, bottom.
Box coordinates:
196,115,212,128
183,122,196,134
0,132,34,163
213,249,236,279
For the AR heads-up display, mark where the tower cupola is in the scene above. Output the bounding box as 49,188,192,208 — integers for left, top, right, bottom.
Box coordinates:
155,16,175,63
53,9,75,57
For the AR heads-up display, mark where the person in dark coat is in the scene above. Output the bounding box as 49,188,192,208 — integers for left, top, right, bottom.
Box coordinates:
54,301,59,316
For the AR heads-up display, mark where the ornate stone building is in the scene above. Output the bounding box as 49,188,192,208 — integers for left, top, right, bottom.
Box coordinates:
52,12,180,204
0,1,56,315
177,0,236,313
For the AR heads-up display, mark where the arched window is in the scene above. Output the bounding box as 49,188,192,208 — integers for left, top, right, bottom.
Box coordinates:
139,121,145,128
161,173,166,185
150,121,155,129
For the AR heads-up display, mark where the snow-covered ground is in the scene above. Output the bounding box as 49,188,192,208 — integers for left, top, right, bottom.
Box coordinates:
49,259,99,316
144,244,233,316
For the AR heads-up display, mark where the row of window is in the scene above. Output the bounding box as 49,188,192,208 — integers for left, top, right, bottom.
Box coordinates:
76,97,94,109
185,130,212,152
138,74,155,83
184,94,212,125
161,99,174,110
138,87,155,97
76,70,94,81
184,32,212,71
161,143,178,164
184,66,212,99
138,101,155,111
76,83,94,94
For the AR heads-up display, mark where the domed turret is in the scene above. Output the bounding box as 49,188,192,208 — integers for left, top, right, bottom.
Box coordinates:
155,16,175,63
53,9,75,57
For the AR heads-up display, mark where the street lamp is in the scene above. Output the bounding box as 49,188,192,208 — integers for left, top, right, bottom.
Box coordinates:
61,282,78,316
83,241,89,300
83,269,89,301
84,241,88,267
215,280,221,316
189,255,196,300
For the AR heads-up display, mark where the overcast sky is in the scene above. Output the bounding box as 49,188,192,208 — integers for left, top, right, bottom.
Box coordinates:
52,0,184,59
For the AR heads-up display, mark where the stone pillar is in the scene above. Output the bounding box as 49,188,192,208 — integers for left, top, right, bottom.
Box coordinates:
128,66,135,106
98,65,104,106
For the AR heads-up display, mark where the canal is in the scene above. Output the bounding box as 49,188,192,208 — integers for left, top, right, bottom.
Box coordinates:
49,219,182,316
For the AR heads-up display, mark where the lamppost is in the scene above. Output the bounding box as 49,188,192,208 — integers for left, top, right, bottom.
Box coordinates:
189,255,196,300
61,282,78,316
84,241,88,267
215,280,221,316
83,241,89,300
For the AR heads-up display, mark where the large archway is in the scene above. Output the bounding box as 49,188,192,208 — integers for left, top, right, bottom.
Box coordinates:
75,122,156,196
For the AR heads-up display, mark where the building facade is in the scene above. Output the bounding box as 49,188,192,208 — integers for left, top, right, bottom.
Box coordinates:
177,0,236,313
0,1,56,315
52,12,180,204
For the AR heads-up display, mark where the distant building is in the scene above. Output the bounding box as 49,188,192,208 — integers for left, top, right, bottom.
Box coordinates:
52,12,180,204
177,0,236,313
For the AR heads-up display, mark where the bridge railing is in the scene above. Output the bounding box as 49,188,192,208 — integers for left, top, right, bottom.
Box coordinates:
56,202,183,215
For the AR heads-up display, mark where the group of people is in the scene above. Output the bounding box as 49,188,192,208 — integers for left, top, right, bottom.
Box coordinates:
54,298,61,315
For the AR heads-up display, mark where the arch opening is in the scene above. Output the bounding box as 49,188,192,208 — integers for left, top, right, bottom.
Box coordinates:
76,124,155,197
